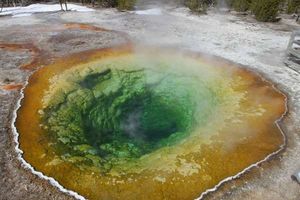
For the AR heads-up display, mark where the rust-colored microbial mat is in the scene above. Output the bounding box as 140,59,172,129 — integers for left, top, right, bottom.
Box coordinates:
0,43,45,70
15,46,286,200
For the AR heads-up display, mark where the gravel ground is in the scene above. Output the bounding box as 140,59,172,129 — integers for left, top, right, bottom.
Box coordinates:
0,5,300,200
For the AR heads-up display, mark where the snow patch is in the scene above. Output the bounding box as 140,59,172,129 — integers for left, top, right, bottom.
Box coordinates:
134,8,162,16
0,3,94,17
12,13,32,17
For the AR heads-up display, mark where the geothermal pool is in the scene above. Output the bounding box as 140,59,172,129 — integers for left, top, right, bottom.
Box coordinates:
16,46,286,200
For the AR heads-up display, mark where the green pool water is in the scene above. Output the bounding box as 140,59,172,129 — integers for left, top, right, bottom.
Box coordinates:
42,56,218,173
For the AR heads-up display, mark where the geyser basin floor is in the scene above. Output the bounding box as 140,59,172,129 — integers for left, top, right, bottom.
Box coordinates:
15,46,286,200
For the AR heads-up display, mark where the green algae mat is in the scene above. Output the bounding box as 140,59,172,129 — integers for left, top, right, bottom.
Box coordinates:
16,46,286,200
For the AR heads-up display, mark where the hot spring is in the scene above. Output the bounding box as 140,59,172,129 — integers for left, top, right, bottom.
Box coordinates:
15,46,286,200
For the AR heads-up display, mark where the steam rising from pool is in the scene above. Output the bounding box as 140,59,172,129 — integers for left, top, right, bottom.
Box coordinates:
15,47,286,200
